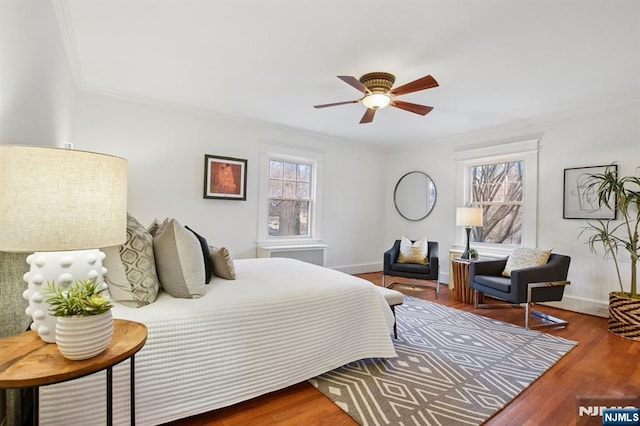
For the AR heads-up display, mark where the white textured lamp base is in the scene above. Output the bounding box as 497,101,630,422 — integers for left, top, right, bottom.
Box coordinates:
23,249,107,343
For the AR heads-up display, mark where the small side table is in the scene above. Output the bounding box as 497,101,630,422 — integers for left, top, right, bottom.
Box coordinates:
451,258,484,304
0,319,147,426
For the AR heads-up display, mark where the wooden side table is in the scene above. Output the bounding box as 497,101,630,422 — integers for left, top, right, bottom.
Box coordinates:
0,319,147,426
451,258,484,304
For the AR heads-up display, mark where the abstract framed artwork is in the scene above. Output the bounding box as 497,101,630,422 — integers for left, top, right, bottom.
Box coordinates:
563,165,617,219
203,155,247,200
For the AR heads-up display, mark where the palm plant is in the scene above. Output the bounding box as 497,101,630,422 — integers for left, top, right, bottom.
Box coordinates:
581,165,640,298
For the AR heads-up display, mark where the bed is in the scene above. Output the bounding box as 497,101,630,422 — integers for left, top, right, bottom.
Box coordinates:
38,257,397,425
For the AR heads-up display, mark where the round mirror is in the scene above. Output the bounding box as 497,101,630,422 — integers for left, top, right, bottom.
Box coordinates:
393,171,437,221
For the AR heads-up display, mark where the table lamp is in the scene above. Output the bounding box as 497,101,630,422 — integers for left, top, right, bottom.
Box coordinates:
456,207,483,260
0,145,127,342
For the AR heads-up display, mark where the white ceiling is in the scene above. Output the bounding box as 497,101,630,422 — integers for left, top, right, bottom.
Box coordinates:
55,0,640,147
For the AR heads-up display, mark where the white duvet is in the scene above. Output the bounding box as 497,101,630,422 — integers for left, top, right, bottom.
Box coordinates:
39,258,397,425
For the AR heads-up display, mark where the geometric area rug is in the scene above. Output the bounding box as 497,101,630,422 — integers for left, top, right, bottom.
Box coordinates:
309,296,577,425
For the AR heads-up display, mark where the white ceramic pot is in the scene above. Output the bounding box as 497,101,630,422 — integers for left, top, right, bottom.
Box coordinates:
55,310,114,360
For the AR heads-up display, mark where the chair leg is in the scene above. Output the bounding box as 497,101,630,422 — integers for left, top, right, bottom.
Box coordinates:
525,281,570,330
391,305,397,339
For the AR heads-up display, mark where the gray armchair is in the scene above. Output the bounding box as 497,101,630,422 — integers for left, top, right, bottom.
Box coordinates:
469,253,570,329
383,240,440,296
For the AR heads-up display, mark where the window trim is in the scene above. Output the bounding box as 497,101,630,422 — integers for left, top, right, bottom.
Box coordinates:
257,144,323,245
455,139,539,255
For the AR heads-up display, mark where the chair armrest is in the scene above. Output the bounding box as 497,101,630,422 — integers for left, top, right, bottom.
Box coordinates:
512,258,570,296
428,241,439,272
383,241,401,273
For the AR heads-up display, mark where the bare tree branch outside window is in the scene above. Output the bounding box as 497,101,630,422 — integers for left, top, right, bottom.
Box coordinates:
470,161,524,245
268,160,312,237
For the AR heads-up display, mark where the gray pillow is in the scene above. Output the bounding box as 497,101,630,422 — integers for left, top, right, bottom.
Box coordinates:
153,218,206,298
208,246,236,280
103,213,160,307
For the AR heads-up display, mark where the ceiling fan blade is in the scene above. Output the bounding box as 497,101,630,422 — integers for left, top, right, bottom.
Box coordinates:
313,100,360,109
389,75,439,96
359,108,376,124
338,75,370,94
390,100,434,116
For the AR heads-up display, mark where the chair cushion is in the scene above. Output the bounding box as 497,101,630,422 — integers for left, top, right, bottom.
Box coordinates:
397,236,429,265
377,286,404,306
475,275,511,293
390,262,431,274
502,247,552,277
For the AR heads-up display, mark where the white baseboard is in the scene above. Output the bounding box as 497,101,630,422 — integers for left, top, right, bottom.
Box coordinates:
542,295,609,318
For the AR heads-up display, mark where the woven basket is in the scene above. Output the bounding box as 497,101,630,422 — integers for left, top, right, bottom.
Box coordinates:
608,292,640,341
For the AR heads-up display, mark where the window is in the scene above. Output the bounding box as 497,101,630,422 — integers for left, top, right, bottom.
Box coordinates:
257,145,322,244
455,139,538,251
268,159,312,237
469,160,524,245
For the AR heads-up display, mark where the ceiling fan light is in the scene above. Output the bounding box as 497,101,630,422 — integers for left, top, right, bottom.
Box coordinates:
362,93,391,109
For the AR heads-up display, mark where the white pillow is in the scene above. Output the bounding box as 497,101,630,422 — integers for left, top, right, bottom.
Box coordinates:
397,236,429,265
153,218,206,298
502,247,552,277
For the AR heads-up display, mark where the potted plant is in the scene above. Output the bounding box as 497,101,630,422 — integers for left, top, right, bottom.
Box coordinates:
46,279,114,359
469,248,479,260
581,164,640,340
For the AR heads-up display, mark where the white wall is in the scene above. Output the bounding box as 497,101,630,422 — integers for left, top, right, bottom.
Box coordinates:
74,91,387,269
384,99,640,316
0,0,76,147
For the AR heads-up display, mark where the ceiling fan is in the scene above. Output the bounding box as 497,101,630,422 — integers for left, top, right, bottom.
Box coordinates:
313,72,438,124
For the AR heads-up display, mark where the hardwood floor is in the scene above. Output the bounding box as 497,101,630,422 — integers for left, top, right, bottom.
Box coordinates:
166,273,640,426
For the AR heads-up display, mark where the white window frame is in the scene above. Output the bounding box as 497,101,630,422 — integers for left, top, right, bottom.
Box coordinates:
257,144,323,245
455,139,539,256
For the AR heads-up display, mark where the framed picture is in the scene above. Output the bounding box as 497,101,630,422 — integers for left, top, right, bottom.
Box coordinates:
563,165,617,219
203,155,247,200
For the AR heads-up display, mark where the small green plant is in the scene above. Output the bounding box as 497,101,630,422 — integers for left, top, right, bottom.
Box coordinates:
469,248,479,259
46,279,113,317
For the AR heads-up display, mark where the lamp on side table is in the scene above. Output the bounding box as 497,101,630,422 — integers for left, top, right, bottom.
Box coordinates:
0,145,127,343
456,207,483,260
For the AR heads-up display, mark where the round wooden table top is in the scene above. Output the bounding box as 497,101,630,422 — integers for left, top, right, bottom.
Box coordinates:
0,319,147,388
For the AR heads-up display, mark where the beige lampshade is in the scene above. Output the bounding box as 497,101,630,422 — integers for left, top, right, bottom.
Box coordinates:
456,207,483,227
0,145,127,252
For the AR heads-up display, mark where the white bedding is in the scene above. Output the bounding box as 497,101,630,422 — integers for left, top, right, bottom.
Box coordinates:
39,258,397,425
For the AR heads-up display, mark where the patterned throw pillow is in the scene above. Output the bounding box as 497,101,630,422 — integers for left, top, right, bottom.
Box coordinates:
502,247,552,277
208,246,236,279
103,214,160,307
397,236,429,265
153,218,206,298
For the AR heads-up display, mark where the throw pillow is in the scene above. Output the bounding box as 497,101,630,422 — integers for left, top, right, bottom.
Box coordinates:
397,236,429,265
147,218,161,237
185,225,214,284
103,213,161,307
209,246,236,280
502,247,552,277
153,218,206,298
